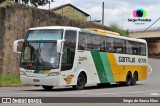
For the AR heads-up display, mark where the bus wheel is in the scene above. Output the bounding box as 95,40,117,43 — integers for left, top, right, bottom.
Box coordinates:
42,85,53,91
132,72,138,85
73,73,86,90
125,72,132,86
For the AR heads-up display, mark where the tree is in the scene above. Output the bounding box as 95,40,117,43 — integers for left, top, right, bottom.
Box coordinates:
22,0,54,7
0,0,13,8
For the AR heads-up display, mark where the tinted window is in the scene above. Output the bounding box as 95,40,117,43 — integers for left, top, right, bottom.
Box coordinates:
139,43,146,56
105,37,114,52
115,39,125,53
92,35,105,51
78,32,146,56
126,41,133,55
78,33,91,50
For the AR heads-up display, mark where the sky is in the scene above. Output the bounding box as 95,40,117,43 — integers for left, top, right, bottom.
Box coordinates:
39,0,160,31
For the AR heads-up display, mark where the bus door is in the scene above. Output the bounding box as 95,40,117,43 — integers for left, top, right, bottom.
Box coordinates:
61,30,77,71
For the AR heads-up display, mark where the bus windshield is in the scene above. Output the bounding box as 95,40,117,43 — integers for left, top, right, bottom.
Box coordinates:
26,29,63,41
20,29,63,70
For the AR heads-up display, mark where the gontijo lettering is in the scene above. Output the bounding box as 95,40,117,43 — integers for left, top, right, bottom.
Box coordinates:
119,56,135,63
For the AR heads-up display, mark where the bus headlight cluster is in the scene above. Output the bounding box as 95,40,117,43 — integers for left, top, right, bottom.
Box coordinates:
48,72,60,76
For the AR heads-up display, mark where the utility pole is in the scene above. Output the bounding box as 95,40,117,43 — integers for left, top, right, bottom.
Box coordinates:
49,0,51,11
48,0,54,11
102,2,104,25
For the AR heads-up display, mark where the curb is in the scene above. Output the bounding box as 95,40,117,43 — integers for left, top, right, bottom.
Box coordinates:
0,84,33,87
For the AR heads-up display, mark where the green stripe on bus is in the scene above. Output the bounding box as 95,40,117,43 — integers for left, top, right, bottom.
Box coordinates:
91,52,108,83
99,52,114,82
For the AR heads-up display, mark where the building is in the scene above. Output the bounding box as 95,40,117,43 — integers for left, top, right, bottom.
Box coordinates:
51,3,90,21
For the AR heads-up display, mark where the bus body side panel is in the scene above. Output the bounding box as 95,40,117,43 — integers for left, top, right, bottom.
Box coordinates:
75,51,101,84
61,51,148,86
91,52,115,83
107,53,148,82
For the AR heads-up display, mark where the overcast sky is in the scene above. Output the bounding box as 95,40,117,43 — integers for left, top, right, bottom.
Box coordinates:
39,0,160,31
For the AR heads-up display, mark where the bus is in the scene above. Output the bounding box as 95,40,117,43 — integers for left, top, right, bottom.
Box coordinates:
13,26,148,90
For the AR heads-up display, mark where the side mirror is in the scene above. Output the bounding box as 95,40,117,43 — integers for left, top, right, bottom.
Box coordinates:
57,39,65,53
13,39,24,54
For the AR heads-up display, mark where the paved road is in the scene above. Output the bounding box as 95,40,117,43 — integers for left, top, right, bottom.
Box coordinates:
0,58,160,105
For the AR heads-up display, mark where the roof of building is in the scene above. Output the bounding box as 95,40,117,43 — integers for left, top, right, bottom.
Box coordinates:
51,3,90,17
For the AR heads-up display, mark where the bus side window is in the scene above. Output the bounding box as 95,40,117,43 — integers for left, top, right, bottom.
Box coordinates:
139,43,146,56
126,41,133,55
106,37,113,52
78,33,88,50
92,35,101,51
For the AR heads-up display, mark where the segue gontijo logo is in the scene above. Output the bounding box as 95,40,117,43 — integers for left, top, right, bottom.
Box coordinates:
133,8,146,18
128,8,151,24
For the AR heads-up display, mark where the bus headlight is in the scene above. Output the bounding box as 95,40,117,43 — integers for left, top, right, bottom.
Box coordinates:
48,72,60,76
20,71,27,76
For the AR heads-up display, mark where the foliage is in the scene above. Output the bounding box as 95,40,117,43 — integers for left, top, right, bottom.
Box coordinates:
109,23,129,36
0,0,13,8
22,0,54,7
0,75,21,84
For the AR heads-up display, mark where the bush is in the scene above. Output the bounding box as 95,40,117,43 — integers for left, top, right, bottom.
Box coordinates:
0,0,13,8
109,23,129,36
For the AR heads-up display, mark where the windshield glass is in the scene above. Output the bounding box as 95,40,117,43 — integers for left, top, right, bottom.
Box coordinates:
21,42,60,69
21,29,63,69
26,29,62,41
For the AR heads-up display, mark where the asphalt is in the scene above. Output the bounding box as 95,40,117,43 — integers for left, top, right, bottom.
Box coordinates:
0,58,160,106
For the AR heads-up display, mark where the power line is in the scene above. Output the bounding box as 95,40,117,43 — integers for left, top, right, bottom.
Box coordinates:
144,18,160,32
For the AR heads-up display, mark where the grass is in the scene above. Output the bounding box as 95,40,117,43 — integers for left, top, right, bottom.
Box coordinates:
0,75,21,84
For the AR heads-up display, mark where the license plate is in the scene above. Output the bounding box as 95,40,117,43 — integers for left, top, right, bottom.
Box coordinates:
33,79,40,82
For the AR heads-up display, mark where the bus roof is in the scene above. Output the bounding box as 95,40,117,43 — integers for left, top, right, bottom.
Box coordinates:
28,26,146,43
29,26,80,31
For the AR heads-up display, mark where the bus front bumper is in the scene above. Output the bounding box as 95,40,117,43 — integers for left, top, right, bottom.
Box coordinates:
20,75,62,86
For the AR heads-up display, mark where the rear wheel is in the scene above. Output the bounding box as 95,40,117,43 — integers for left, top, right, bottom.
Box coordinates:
125,72,132,86
132,72,138,85
73,73,86,90
42,86,53,91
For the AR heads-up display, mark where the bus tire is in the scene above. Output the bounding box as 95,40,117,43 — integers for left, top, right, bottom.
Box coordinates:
72,73,86,90
132,72,138,85
42,85,53,91
125,72,132,86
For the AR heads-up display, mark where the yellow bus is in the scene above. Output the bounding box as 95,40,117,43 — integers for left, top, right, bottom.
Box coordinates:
13,26,148,90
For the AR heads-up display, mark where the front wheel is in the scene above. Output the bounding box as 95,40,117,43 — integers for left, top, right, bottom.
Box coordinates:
42,85,53,91
72,73,86,90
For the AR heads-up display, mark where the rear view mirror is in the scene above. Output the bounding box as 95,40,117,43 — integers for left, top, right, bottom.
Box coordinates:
57,39,65,53
13,39,24,54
